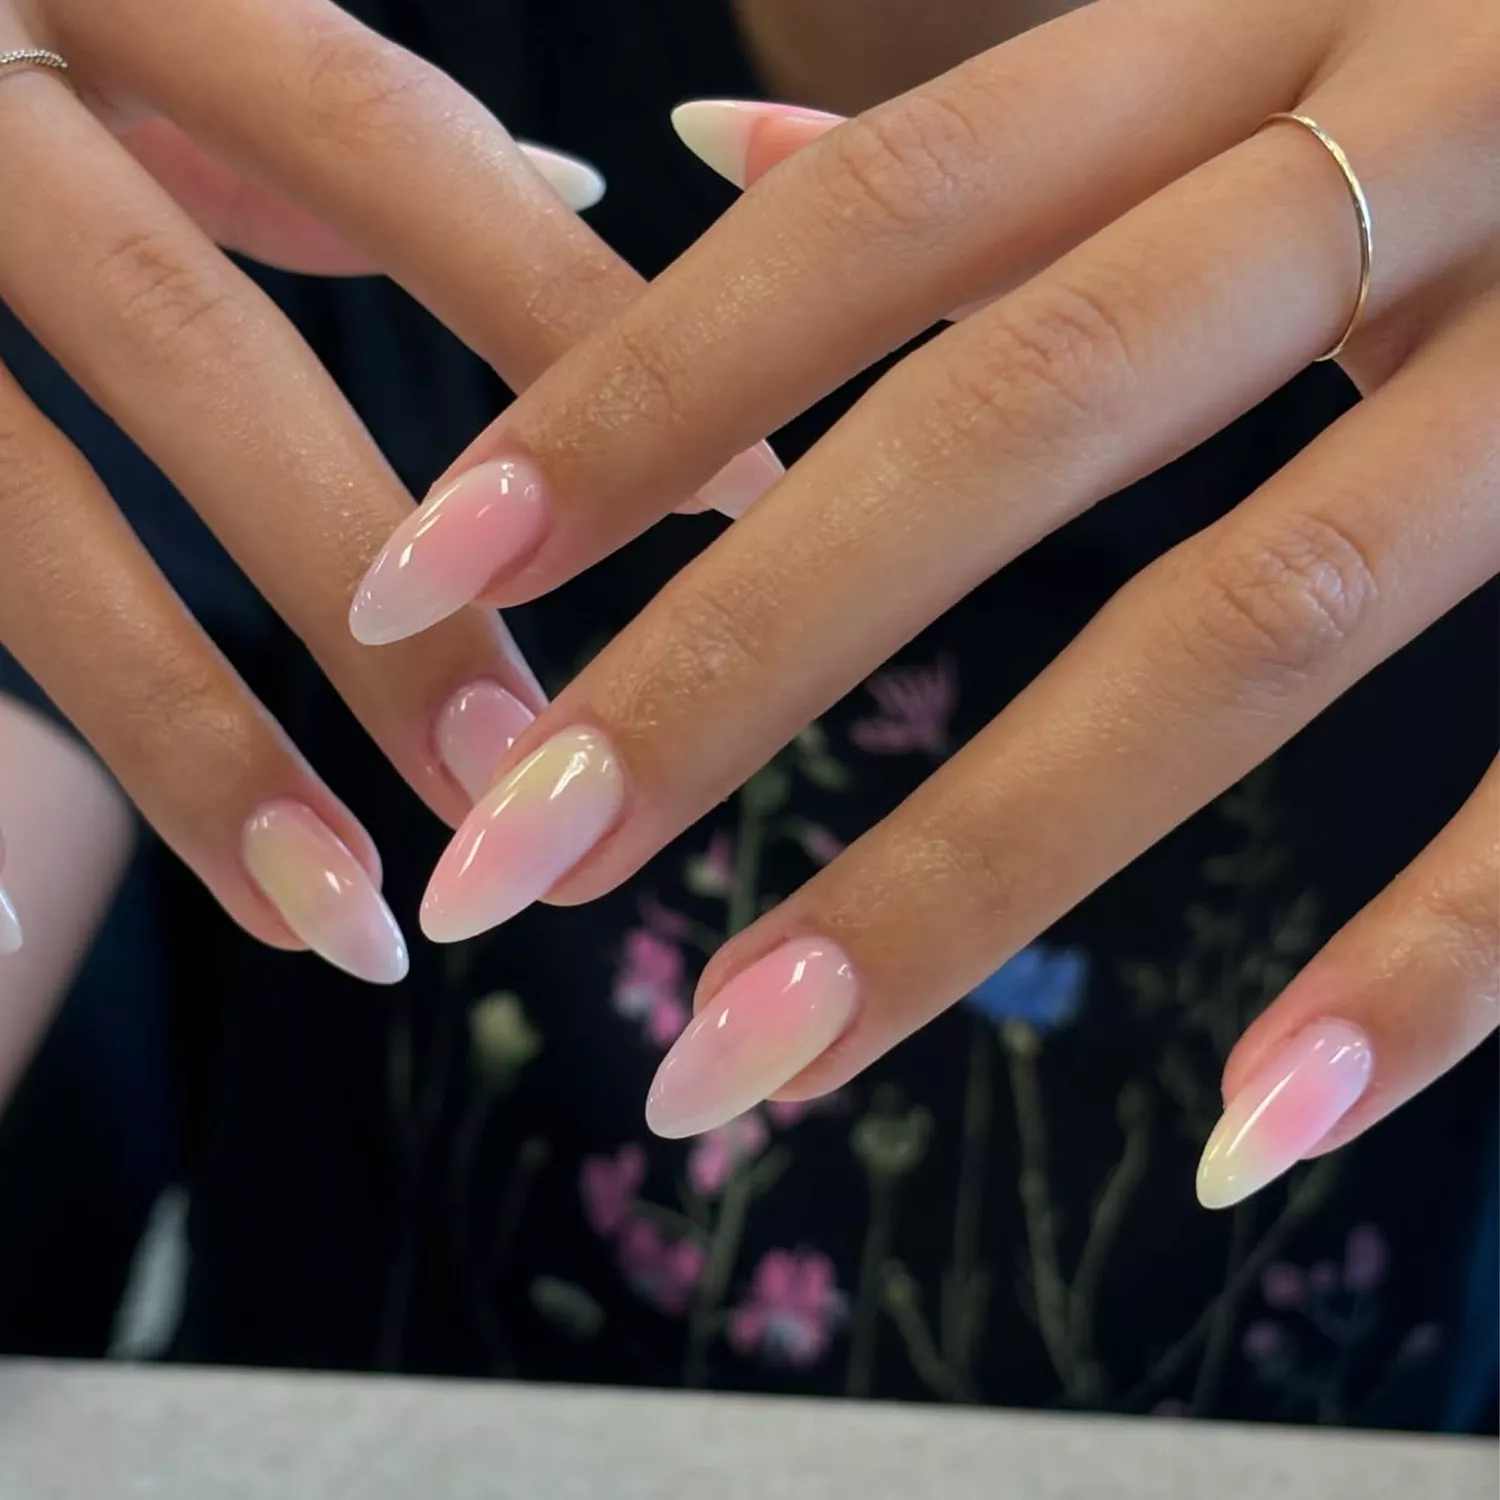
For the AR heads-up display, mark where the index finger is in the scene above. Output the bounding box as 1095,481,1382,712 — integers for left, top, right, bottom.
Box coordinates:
349,0,1337,642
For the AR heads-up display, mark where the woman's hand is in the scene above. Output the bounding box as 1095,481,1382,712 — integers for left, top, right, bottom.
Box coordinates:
0,0,780,981
363,0,1498,1201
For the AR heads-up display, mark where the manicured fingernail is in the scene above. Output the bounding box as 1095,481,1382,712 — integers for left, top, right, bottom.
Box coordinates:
350,459,549,646
1197,1020,1373,1210
646,939,858,1138
437,680,536,801
421,727,623,943
696,440,783,519
670,100,841,190
518,142,606,211
243,801,408,985
0,882,22,955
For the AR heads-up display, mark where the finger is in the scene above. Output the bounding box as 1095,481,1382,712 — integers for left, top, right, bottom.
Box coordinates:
351,0,1337,639
1197,759,1498,1209
0,69,538,829
54,0,778,522
640,289,1499,1135
121,119,604,276
412,68,1486,943
0,360,406,983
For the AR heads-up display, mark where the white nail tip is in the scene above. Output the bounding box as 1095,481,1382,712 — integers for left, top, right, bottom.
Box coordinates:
670,101,751,188
518,143,606,211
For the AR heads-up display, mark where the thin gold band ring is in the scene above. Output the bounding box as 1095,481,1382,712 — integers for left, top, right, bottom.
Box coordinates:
1261,112,1375,364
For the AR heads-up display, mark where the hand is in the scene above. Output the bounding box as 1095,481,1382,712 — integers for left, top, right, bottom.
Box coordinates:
361,0,1499,1202
0,1,778,981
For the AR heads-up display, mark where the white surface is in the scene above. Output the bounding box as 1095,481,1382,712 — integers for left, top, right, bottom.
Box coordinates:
0,1361,1492,1499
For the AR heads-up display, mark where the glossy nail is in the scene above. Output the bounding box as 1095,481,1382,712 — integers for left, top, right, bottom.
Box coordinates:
517,143,606,211
421,728,624,943
243,801,408,985
646,939,858,1138
671,100,841,190
696,441,784,519
350,458,550,647
438,680,536,801
1197,1020,1374,1210
0,882,21,955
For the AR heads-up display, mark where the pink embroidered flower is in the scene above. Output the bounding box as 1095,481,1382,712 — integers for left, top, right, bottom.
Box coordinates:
1343,1225,1388,1293
729,1249,845,1366
617,1219,706,1316
580,1144,646,1236
613,930,685,1024
685,830,736,898
798,824,845,866
639,896,692,942
646,993,690,1047
849,657,957,757
688,1113,769,1197
1261,1263,1305,1310
766,1099,813,1128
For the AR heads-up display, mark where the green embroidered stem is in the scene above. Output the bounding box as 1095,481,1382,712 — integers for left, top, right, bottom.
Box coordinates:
882,1264,969,1402
1191,1199,1254,1414
846,1171,899,1396
941,1018,993,1387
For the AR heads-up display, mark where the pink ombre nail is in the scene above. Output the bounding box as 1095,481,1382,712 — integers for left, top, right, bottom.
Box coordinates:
695,441,784,519
437,681,536,802
421,727,624,943
1196,1020,1373,1210
645,938,858,1139
349,459,549,646
670,100,842,190
243,801,408,985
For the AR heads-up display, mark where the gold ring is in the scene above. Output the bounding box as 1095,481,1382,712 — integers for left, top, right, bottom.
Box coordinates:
1260,112,1374,363
0,47,70,84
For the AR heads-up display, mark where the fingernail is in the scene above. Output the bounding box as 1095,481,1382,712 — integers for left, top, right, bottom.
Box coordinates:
0,882,22,955
695,440,783,519
421,727,623,943
437,680,536,801
518,142,606,211
350,458,549,646
1197,1020,1373,1210
243,801,408,985
670,100,841,190
646,938,858,1138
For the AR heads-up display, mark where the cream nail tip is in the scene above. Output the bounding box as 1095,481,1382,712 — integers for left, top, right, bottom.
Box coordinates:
671,101,753,187
518,142,606,210
0,885,22,955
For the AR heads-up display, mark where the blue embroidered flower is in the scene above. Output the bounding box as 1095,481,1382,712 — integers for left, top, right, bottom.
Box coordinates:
964,945,1088,1032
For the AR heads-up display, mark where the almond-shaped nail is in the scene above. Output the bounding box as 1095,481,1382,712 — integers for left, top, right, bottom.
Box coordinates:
0,882,21,955
421,727,623,943
437,680,536,802
517,142,606,211
349,459,549,647
1196,1020,1374,1210
646,938,858,1138
243,801,408,985
670,100,841,190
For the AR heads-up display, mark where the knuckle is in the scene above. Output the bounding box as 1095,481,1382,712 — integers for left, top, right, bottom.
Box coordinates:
1420,859,1500,971
93,228,239,359
594,316,694,435
811,93,982,232
1188,512,1382,689
299,25,444,145
918,277,1138,458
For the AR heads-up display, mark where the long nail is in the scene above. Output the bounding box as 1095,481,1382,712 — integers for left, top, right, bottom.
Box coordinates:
696,441,783,520
671,100,841,190
517,143,606,211
1197,1020,1373,1210
437,680,536,801
421,728,623,943
243,801,408,985
646,939,858,1138
0,882,21,955
350,459,550,646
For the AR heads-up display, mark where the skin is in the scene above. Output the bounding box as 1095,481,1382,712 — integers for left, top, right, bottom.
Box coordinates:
0,0,774,979
373,0,1499,1203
